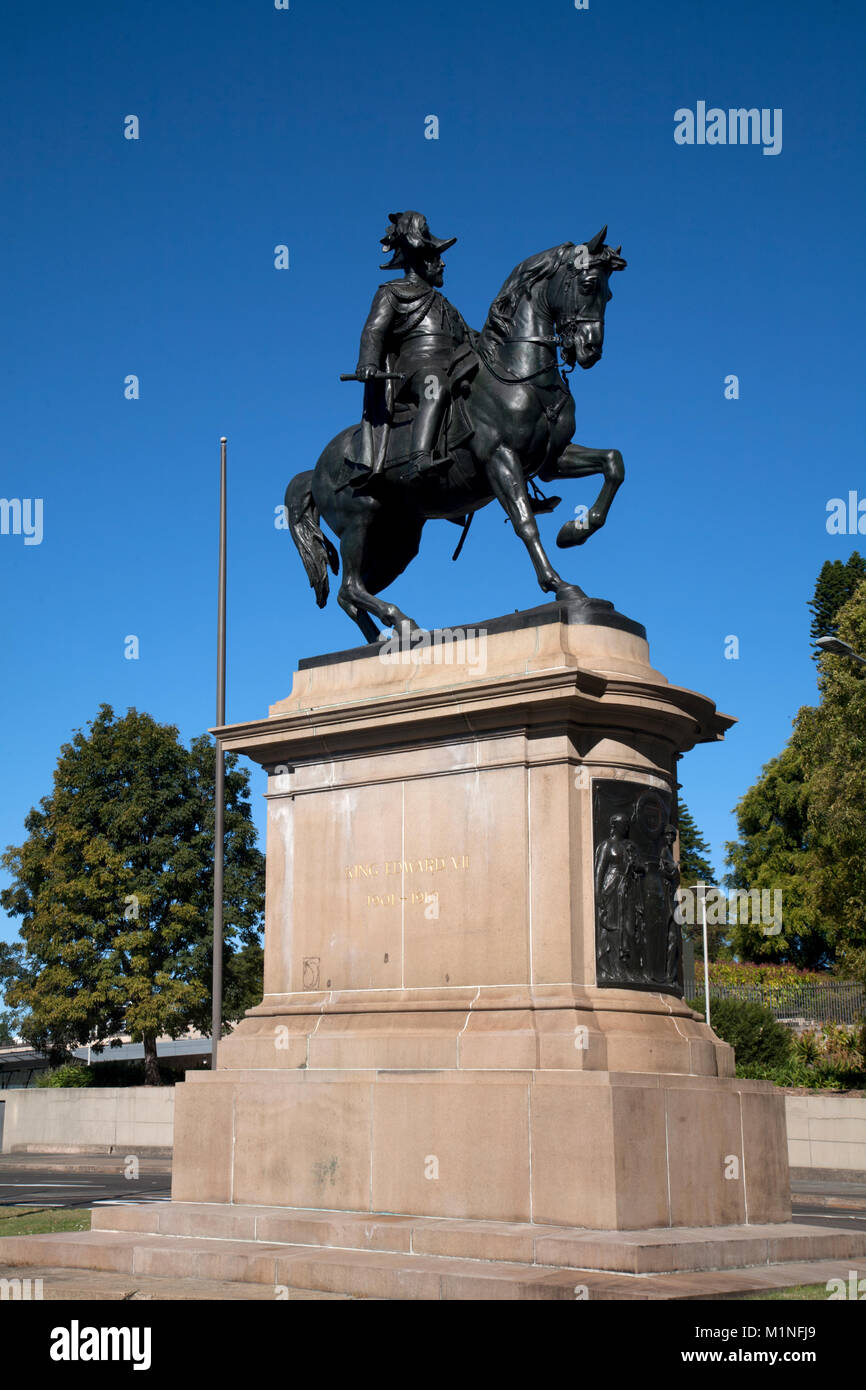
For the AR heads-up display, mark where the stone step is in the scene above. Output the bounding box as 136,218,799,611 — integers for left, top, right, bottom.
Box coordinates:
0,1229,594,1300
0,1260,356,1300
3,1226,866,1301
88,1202,866,1275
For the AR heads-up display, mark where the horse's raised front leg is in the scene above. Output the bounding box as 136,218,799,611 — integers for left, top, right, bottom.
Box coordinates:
486,445,585,601
539,443,624,548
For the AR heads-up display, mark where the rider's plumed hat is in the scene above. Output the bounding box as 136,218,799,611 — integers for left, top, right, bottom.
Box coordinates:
380,210,457,269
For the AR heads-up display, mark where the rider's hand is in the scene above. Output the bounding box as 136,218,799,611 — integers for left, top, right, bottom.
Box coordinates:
356,364,379,381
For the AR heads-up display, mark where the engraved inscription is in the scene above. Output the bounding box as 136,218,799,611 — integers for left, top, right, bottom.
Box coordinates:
344,854,470,880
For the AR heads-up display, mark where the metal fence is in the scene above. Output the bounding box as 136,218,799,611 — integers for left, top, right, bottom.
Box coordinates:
693,979,866,1026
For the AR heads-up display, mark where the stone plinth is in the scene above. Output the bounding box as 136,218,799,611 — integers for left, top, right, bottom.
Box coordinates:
220,601,733,1068
165,601,792,1231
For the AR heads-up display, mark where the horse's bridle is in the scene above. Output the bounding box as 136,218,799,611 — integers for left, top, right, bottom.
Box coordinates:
482,262,606,386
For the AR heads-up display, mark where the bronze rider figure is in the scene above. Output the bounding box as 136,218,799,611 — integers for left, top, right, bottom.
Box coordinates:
354,210,476,488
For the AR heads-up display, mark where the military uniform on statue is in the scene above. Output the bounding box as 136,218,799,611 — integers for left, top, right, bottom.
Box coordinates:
353,211,478,489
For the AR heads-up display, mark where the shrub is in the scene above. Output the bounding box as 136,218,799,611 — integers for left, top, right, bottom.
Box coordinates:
694,961,841,992
736,1060,864,1091
820,1023,865,1070
690,1006,866,1089
792,1029,822,1066
35,1063,93,1088
689,996,792,1068
787,1024,866,1087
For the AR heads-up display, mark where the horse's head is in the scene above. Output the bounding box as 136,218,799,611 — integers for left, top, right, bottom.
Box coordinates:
550,226,627,370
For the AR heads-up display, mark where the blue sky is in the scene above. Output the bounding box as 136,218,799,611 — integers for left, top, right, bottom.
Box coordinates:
1,0,864,946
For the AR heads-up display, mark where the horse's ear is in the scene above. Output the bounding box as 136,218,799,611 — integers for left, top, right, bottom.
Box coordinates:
586,225,607,255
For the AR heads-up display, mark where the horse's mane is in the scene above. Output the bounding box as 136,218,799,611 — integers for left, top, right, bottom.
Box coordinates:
484,243,574,341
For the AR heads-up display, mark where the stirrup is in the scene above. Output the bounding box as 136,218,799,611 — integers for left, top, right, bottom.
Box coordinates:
351,465,386,493
406,452,447,482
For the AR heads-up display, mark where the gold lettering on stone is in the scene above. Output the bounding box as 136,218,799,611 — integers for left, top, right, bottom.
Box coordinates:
347,854,469,879
344,863,380,880
367,890,440,910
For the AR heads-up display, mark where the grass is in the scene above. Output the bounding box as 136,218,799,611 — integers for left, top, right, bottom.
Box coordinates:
734,1284,832,1300
0,1206,91,1237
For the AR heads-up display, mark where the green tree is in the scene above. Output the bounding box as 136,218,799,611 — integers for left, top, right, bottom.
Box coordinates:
677,802,716,886
0,942,26,1045
724,577,866,971
224,940,265,1022
675,801,729,958
723,741,831,966
808,551,866,652
0,705,265,1083
795,579,866,982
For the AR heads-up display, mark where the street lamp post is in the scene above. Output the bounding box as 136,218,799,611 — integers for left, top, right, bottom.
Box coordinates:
699,884,711,1029
815,635,866,666
212,437,227,1071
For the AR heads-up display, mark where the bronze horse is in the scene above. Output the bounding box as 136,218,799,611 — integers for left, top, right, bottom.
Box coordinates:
286,227,627,641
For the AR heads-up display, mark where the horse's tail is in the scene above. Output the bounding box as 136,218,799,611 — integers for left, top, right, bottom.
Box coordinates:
285,470,339,608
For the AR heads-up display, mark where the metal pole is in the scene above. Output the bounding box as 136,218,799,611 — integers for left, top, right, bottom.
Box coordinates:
211,437,227,1070
700,883,711,1029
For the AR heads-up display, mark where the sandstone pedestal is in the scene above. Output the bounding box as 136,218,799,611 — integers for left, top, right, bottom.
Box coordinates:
175,601,788,1232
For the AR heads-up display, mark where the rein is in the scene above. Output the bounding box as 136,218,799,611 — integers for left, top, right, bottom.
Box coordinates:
479,345,562,386
480,313,605,388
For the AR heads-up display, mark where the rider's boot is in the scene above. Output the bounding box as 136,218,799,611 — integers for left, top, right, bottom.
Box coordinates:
404,388,450,484
404,450,448,484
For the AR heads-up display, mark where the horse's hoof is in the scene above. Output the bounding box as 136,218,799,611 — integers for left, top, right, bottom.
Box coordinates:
552,583,587,603
556,519,595,549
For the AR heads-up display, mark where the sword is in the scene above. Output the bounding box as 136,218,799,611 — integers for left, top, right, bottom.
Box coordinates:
339,371,405,382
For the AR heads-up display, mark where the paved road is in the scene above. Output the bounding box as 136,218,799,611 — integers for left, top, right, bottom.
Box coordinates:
793,1208,866,1231
0,1164,171,1208
790,1177,866,1229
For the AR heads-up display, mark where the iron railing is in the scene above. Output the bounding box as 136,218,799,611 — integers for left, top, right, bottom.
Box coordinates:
692,979,865,1026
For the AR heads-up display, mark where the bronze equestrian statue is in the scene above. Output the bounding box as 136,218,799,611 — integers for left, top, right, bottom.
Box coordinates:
285,212,627,641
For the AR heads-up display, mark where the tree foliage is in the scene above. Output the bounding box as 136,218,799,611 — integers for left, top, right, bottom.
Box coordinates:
676,802,715,886
723,741,829,966
725,577,866,975
0,942,26,1044
808,550,866,651
36,1063,93,1088
0,705,265,1082
0,1013,18,1045
675,800,730,958
796,578,866,982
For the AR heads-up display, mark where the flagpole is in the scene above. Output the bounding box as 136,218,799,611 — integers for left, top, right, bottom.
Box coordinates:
700,883,711,1030
211,437,227,1069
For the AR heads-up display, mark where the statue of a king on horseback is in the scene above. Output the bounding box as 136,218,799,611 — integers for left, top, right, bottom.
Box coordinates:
286,211,627,642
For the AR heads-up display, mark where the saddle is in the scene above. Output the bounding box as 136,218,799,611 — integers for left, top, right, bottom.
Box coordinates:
345,345,480,481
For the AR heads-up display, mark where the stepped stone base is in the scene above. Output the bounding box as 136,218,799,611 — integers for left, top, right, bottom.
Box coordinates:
171,1066,790,1231
4,1204,866,1301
